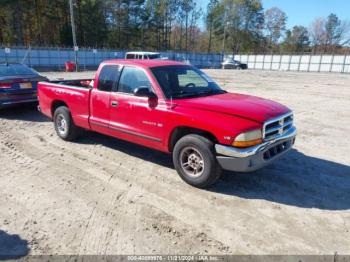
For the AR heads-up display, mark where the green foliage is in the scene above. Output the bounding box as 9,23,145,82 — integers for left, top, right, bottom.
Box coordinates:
77,0,107,47
209,0,265,53
0,0,348,53
325,13,342,46
327,13,350,49
281,26,310,52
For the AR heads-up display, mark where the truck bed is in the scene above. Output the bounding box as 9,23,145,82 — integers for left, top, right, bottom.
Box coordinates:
38,79,93,130
49,79,93,89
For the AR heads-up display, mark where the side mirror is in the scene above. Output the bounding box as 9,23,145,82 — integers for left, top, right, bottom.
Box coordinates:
134,87,157,98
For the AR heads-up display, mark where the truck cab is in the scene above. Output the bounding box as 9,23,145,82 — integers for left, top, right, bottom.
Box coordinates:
38,59,296,188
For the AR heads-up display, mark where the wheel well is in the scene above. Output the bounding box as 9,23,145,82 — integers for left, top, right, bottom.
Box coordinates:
168,126,218,152
51,100,68,116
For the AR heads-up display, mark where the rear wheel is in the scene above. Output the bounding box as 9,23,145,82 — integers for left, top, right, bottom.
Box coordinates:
53,106,79,141
173,134,222,188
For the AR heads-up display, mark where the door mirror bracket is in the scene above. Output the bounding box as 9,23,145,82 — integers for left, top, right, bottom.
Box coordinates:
134,87,157,98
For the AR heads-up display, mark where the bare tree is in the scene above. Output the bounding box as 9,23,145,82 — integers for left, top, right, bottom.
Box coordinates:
264,7,287,47
309,17,326,52
309,18,326,45
308,14,350,52
337,20,350,46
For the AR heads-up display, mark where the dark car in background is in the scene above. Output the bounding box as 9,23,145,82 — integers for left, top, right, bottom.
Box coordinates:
221,58,248,69
0,63,47,108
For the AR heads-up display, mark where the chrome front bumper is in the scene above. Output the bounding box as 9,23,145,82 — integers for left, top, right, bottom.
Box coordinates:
215,126,297,172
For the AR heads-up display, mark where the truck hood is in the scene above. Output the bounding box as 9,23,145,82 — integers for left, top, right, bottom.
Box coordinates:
174,93,290,123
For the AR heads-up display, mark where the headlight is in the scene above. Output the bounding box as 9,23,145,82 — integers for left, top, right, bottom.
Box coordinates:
232,129,263,148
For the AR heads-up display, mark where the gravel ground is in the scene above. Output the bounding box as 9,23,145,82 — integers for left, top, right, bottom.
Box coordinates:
0,69,349,256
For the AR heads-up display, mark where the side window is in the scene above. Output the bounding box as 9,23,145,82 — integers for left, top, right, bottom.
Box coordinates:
97,65,120,92
126,54,134,59
118,67,151,94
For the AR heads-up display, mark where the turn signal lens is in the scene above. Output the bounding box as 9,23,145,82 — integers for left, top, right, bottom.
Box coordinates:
232,129,263,148
232,138,263,148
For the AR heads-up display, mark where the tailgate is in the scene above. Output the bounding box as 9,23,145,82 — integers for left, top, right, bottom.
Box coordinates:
38,81,91,129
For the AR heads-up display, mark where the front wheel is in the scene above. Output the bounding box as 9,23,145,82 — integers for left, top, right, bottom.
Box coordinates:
173,134,222,188
53,106,80,141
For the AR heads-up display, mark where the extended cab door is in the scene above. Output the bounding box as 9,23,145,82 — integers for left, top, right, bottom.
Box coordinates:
89,64,121,132
108,66,165,149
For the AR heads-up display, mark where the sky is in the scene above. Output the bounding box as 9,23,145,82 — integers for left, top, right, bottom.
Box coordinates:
198,0,350,29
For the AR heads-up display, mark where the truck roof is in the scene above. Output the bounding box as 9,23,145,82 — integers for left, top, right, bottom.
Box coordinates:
103,59,187,68
125,51,160,55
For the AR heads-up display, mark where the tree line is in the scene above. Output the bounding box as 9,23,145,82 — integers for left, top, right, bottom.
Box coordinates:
0,0,349,54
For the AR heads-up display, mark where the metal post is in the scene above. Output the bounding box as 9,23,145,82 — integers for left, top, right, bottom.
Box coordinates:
16,48,19,63
307,54,312,72
341,54,347,73
28,46,31,67
247,54,250,69
38,47,41,68
254,54,257,69
297,54,302,71
69,0,78,72
262,53,265,70
318,54,323,72
57,47,61,71
287,55,292,71
84,48,86,71
278,53,282,70
48,47,51,70
329,54,335,72
270,53,273,70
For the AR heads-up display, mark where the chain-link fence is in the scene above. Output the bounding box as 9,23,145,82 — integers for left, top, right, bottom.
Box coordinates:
1,46,350,73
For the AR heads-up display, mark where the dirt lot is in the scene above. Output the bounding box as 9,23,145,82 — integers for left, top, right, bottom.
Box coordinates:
0,69,349,256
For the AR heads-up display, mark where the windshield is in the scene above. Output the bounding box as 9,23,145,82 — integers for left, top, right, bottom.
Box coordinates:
147,54,161,59
0,64,38,77
151,65,225,99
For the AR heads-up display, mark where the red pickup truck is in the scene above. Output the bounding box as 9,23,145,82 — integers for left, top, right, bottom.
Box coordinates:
38,60,296,188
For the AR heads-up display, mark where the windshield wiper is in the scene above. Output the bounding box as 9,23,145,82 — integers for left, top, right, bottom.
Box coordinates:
169,91,199,98
170,89,226,99
195,89,226,97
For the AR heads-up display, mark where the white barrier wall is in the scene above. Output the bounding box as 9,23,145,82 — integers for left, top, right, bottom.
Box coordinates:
0,47,224,69
235,54,350,73
1,46,349,73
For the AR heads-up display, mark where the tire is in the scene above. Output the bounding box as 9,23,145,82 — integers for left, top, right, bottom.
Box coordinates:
53,106,80,141
173,134,222,188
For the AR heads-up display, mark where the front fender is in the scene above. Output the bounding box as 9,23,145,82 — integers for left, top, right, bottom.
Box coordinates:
164,106,262,147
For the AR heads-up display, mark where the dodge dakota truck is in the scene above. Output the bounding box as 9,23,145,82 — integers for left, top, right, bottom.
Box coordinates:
38,59,296,188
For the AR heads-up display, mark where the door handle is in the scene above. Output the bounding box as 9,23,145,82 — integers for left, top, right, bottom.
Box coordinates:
111,101,119,107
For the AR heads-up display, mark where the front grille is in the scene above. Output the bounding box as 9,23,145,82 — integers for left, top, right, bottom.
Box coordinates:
263,112,293,140
263,139,294,160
